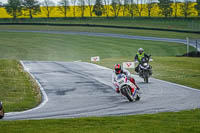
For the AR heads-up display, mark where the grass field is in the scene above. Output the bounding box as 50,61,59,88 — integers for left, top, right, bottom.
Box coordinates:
0,26,199,132
0,109,200,133
1,17,200,32
0,60,41,112
0,25,200,40
0,31,193,61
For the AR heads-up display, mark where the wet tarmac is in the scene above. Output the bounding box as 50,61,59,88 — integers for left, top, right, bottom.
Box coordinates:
4,61,200,120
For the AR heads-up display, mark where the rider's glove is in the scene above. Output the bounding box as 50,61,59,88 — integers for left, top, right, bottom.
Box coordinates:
135,61,139,64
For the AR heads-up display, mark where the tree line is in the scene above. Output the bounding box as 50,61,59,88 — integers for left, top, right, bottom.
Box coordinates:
1,0,200,19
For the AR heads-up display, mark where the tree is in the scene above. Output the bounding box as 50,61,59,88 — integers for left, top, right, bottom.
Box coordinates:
72,0,77,17
158,0,173,17
111,0,122,18
172,0,179,18
195,0,200,16
0,2,3,7
0,2,3,18
103,0,111,17
86,0,93,17
23,0,41,19
93,0,104,17
135,0,146,16
180,0,194,18
146,0,156,17
57,0,70,18
5,0,23,19
78,0,86,18
42,0,55,18
127,0,136,18
122,0,129,16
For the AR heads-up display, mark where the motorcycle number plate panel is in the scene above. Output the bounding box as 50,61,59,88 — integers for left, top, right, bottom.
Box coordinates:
118,80,124,85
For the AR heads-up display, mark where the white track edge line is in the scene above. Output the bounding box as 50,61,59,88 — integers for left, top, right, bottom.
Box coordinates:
152,78,200,92
5,61,48,116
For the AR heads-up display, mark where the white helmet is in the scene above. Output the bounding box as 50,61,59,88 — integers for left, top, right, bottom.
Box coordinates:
138,48,144,53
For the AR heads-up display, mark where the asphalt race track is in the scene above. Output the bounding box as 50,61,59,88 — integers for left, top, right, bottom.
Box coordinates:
4,61,200,120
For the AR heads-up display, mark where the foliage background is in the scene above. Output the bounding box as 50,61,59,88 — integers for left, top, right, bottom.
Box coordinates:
0,3,198,18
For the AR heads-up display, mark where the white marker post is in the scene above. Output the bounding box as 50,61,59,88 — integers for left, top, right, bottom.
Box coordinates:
91,56,100,62
186,37,189,55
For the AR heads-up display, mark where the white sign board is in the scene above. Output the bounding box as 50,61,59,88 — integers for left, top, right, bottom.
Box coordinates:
123,62,135,68
91,56,100,62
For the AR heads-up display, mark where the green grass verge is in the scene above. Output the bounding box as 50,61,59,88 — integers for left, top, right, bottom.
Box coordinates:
0,31,192,61
151,57,200,89
0,60,41,112
1,17,200,32
0,109,200,133
0,25,200,39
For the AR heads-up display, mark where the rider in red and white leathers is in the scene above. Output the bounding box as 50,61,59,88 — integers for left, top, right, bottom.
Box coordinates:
112,64,140,93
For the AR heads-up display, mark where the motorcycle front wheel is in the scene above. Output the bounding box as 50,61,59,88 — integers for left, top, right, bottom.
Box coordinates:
121,86,133,102
144,77,149,83
143,70,149,83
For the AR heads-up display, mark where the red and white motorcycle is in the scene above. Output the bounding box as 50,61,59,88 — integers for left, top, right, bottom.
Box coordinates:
115,73,140,102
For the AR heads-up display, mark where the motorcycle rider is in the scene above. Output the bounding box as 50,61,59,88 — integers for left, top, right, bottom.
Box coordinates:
112,64,140,93
134,48,149,73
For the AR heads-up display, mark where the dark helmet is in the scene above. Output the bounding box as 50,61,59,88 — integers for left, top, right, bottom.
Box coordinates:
138,48,144,54
115,64,121,74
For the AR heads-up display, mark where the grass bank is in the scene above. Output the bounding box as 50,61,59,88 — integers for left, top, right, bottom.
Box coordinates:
0,25,200,39
0,109,200,133
0,60,41,112
1,17,200,32
0,31,192,61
